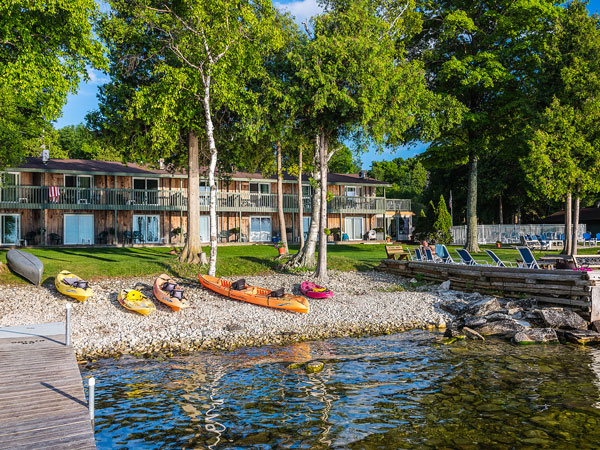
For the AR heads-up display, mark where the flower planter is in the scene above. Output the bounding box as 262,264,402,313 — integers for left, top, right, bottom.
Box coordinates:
278,247,286,255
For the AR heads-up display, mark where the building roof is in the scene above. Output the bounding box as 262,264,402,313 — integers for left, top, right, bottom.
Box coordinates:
10,157,391,186
542,207,600,224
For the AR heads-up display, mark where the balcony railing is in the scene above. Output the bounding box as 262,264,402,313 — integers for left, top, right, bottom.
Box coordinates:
385,198,411,211
0,186,410,214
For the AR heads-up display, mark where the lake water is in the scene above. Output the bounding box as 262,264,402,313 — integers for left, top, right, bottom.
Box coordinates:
81,330,600,449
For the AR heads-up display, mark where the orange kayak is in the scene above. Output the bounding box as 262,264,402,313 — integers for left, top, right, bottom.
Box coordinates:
198,274,310,314
153,274,188,311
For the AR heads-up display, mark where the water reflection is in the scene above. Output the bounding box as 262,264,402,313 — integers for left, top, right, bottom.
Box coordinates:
83,331,600,449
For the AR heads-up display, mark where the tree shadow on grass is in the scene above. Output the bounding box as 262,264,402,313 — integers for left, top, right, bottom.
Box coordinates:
55,249,117,263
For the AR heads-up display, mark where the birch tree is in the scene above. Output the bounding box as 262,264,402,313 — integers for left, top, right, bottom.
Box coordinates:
105,0,284,274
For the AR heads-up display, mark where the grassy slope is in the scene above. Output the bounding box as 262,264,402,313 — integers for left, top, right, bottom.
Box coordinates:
1,243,597,285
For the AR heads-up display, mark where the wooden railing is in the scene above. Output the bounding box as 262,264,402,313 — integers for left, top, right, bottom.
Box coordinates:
0,186,409,214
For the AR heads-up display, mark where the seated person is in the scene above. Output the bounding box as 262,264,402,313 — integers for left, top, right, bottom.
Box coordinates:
422,240,435,255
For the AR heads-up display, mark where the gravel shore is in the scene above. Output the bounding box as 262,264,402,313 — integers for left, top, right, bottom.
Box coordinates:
0,271,451,359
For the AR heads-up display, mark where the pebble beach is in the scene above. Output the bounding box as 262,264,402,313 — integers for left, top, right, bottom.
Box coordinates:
0,271,451,359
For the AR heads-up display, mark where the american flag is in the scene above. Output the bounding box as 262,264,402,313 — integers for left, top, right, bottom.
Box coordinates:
49,186,61,201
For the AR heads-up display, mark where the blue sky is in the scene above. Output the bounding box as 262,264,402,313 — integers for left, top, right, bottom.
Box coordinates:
53,0,600,169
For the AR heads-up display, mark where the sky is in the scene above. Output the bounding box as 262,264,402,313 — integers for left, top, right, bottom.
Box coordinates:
53,0,600,169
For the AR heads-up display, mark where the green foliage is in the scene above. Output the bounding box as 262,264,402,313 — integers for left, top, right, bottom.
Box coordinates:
526,1,600,204
57,125,121,161
0,0,105,167
328,145,361,174
432,195,453,244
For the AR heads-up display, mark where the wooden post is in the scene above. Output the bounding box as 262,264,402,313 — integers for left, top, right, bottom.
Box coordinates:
591,286,600,322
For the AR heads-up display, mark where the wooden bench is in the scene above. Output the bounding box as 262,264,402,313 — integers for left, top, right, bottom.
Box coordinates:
385,245,410,260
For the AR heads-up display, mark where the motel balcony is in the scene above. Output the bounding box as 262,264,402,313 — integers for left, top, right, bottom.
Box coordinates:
0,186,410,214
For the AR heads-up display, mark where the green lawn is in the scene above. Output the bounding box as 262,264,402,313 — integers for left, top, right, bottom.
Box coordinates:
1,243,598,285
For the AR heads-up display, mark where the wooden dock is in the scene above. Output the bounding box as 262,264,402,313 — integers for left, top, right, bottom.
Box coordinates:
0,322,96,449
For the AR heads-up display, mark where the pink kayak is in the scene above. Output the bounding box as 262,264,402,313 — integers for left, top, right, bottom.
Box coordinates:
300,281,334,299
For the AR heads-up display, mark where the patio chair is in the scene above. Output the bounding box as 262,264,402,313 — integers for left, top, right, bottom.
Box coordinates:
123,231,133,244
96,230,108,244
583,232,596,246
484,249,515,267
435,244,455,263
414,248,423,261
424,248,439,262
132,231,144,243
49,233,62,245
456,249,488,266
517,246,540,269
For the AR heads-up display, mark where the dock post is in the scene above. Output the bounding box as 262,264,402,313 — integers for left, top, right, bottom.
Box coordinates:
591,286,600,322
65,303,72,346
88,377,95,423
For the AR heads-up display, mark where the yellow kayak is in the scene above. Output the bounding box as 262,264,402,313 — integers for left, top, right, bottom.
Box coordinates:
55,270,93,302
118,289,156,316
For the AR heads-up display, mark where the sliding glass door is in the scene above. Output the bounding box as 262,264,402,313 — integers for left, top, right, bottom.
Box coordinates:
249,216,272,242
344,217,363,241
64,214,94,245
133,215,161,243
1,214,20,245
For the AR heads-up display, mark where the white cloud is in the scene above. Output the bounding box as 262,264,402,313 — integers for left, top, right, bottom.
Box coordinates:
275,0,322,26
87,68,109,85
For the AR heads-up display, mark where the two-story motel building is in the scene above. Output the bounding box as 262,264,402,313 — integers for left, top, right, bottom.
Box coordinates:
0,158,413,247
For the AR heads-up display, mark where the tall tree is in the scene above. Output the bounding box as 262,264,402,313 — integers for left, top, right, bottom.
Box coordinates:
0,0,105,167
416,0,558,252
103,0,284,273
286,0,455,281
526,1,600,256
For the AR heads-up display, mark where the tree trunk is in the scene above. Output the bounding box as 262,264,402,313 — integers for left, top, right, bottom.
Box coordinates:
315,130,328,282
283,138,321,270
298,146,304,249
564,192,572,255
276,141,288,255
465,151,480,252
499,196,503,225
179,131,208,265
203,76,218,276
571,193,580,256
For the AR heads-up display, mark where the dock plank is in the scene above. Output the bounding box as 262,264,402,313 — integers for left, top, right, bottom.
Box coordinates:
0,323,96,449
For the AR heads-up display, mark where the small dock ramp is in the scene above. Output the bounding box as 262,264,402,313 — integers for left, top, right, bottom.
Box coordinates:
0,322,95,449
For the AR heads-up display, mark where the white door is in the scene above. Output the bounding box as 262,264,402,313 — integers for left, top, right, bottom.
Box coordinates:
345,217,363,240
64,214,94,245
133,215,161,243
1,214,20,244
250,217,271,242
199,215,209,242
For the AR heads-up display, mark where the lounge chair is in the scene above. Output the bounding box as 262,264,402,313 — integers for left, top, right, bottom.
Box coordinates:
456,249,488,266
435,244,455,263
583,232,596,246
517,246,540,269
484,249,514,267
424,248,437,262
414,248,423,261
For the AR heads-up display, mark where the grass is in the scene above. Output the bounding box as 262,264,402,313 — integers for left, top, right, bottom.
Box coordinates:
1,242,598,285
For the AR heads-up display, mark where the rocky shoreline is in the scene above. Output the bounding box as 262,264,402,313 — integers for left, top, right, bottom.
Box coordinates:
0,271,451,359
2,270,598,360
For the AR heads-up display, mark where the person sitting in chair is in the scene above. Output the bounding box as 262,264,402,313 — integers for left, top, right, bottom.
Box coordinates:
422,240,435,255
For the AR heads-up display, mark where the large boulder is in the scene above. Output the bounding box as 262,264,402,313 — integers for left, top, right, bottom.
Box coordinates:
465,297,503,317
475,319,527,338
590,320,600,333
537,308,588,330
513,328,558,344
484,312,511,322
464,316,487,328
564,330,600,345
440,300,469,316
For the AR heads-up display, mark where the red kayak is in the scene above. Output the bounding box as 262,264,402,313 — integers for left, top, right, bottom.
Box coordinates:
300,281,333,299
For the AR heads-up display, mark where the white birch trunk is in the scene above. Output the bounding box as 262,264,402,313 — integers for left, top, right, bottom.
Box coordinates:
276,141,288,255
571,193,580,256
298,146,304,249
315,130,328,282
564,192,572,255
202,76,218,276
